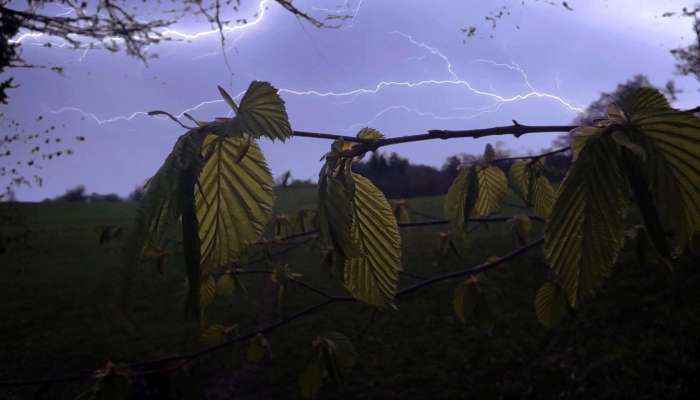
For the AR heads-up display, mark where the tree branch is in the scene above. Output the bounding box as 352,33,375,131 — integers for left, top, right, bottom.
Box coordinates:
0,237,544,388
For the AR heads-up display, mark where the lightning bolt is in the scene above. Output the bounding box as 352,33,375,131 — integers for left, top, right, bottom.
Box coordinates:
45,7,582,130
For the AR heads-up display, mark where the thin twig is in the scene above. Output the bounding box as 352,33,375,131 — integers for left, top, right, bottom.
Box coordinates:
0,238,544,388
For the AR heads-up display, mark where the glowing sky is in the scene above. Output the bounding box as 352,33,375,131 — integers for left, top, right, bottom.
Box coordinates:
2,0,699,200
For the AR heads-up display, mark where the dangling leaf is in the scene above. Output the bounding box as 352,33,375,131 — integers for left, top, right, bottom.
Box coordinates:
509,160,529,200
535,281,571,328
247,333,270,362
618,149,672,260
343,174,402,307
322,332,357,370
195,135,274,276
445,165,479,233
300,352,324,400
237,81,292,141
544,135,627,307
317,153,360,259
90,362,132,400
453,277,479,323
124,132,202,273
531,175,554,219
511,214,531,245
357,127,384,140
474,166,508,216
689,232,700,256
200,275,217,312
273,214,293,240
216,274,236,297
200,324,226,346
620,88,700,253
390,199,411,224
295,209,318,233
453,277,494,333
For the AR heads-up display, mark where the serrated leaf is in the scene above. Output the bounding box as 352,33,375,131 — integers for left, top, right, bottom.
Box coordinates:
356,127,384,140
273,214,293,240
544,135,627,307
531,175,554,219
90,362,131,400
535,281,571,328
343,174,402,307
236,81,292,141
453,278,479,323
620,88,700,253
612,130,646,161
689,232,700,256
619,149,671,260
299,354,323,400
453,278,494,332
295,209,318,233
390,199,411,224
318,157,361,259
216,274,235,297
511,214,531,245
200,275,217,311
607,103,627,124
200,324,226,346
474,166,508,216
322,332,357,369
445,165,479,233
247,333,270,362
509,160,529,200
195,135,274,276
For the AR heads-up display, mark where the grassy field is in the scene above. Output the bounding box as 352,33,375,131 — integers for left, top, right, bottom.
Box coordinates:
1,185,699,399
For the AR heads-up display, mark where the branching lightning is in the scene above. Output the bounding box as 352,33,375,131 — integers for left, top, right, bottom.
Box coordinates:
37,2,582,131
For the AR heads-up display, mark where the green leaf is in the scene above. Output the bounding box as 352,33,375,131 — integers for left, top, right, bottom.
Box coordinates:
612,130,646,161
569,126,599,162
247,333,270,362
356,127,384,140
322,332,357,370
216,274,236,297
689,232,700,256
453,278,479,323
299,353,323,400
474,166,508,216
273,214,293,240
317,155,361,259
509,160,529,200
483,143,496,163
535,281,571,328
200,324,226,346
200,275,217,312
445,165,479,233
343,174,402,306
511,214,531,245
453,277,494,333
619,149,672,260
390,199,411,224
195,135,274,276
89,362,132,400
620,88,700,253
237,81,293,141
531,175,554,219
544,135,627,307
295,209,318,233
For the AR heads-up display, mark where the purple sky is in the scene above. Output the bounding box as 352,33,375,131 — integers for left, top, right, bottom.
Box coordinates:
2,0,700,201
